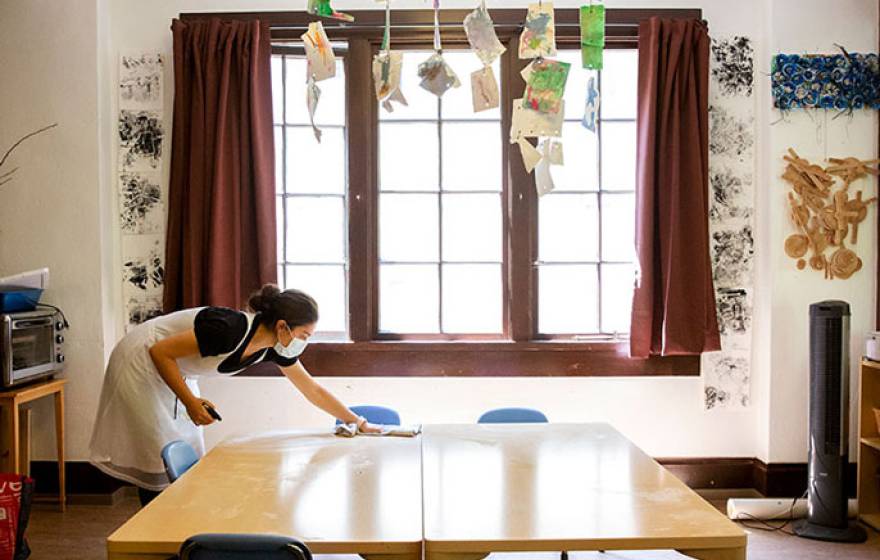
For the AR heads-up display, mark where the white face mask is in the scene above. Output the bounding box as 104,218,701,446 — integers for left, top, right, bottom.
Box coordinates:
274,325,308,359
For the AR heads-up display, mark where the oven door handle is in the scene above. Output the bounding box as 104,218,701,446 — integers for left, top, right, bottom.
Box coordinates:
12,318,53,329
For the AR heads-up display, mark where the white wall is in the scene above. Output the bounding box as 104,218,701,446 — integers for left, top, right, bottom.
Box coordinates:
2,0,876,470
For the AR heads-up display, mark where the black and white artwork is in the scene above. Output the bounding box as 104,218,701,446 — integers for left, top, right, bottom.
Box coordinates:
126,296,163,331
119,110,163,171
123,239,164,292
703,34,755,409
710,36,754,97
119,53,163,110
119,172,163,234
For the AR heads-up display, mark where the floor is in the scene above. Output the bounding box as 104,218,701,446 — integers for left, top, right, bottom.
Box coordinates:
25,491,880,559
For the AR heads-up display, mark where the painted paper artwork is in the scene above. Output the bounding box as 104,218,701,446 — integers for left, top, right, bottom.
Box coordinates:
711,225,754,288
373,50,408,112
710,37,753,97
772,52,880,111
118,110,163,171
302,22,336,82
708,104,754,163
518,138,542,173
579,4,605,69
471,66,500,112
418,52,461,98
464,1,506,67
119,53,163,110
581,75,600,132
704,352,750,409
509,98,564,143
307,0,354,22
519,3,556,59
119,172,163,235
306,75,322,143
523,58,570,114
123,244,165,292
126,296,163,331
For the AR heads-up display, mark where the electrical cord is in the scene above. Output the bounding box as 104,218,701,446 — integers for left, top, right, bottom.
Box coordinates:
36,302,70,329
735,489,808,536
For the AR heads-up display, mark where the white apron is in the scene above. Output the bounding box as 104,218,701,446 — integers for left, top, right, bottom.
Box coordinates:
88,307,256,490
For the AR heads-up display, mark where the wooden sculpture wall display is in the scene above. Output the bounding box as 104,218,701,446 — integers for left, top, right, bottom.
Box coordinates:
782,149,877,280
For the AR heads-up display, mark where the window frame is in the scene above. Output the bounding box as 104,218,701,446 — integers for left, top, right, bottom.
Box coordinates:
182,8,703,377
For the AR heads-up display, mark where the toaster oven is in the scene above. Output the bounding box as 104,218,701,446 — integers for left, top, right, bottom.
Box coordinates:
1,308,66,388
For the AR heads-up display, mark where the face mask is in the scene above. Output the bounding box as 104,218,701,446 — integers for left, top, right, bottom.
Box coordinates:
274,325,308,358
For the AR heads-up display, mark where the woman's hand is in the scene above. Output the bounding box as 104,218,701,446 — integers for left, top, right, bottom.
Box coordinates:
184,397,217,426
358,421,384,434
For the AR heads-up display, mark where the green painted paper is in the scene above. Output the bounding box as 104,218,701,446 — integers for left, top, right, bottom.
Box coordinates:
579,4,605,69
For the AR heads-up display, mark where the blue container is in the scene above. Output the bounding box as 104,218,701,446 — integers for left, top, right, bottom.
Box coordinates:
0,286,43,313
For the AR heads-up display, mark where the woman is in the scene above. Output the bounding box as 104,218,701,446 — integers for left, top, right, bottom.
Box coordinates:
89,284,378,504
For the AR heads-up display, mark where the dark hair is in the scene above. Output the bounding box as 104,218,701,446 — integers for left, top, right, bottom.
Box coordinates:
248,284,319,328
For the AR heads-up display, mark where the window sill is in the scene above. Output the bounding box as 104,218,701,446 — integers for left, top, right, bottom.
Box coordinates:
241,339,700,377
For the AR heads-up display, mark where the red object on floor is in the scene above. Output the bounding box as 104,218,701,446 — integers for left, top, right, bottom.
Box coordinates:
0,473,32,560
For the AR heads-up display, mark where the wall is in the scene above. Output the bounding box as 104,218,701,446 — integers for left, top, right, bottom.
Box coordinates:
2,0,876,470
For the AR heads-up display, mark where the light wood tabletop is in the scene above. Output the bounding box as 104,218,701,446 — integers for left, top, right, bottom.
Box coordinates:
106,430,423,560
421,423,747,560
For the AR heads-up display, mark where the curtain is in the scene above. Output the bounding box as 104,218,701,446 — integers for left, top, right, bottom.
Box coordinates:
164,18,277,312
629,17,720,358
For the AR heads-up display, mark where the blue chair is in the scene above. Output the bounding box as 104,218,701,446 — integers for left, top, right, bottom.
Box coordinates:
335,405,401,426
477,407,548,424
161,440,199,483
179,534,311,560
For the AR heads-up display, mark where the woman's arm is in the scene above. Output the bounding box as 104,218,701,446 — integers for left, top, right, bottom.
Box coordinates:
280,361,380,431
148,330,216,426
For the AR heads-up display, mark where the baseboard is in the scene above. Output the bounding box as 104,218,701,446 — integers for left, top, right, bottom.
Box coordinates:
29,458,858,502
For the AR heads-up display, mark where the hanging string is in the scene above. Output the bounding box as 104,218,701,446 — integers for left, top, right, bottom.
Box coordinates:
382,0,391,52
433,0,441,53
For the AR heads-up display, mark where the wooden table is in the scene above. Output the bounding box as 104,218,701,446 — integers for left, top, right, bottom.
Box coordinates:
422,423,747,560
106,430,423,560
0,377,65,510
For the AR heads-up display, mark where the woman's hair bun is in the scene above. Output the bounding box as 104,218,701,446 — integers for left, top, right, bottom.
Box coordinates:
248,284,281,314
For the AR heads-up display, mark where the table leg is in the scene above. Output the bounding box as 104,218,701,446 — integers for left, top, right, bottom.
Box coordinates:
3,400,21,475
54,388,66,511
18,407,30,475
678,546,746,560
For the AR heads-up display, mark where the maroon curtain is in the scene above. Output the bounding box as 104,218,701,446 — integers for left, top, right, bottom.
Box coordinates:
164,18,277,312
629,17,720,358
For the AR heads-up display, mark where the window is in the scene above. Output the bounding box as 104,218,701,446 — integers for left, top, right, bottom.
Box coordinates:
253,7,701,375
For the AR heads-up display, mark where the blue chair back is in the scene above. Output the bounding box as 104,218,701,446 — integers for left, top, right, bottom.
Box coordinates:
179,534,311,560
478,407,549,424
335,405,401,426
161,440,199,483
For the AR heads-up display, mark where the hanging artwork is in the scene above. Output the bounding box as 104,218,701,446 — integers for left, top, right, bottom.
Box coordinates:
302,21,336,82
119,53,163,110
711,36,754,97
464,1,506,66
781,149,877,279
126,296,163,331
519,2,556,59
306,75,322,142
579,3,605,69
581,75,600,132
509,98,564,143
516,138,562,195
307,0,354,23
471,66,500,112
373,0,408,113
418,0,461,98
119,172,163,235
523,58,570,113
122,238,165,292
771,50,880,111
118,110,163,171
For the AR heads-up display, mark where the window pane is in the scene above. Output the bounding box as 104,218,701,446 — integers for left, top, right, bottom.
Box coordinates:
276,196,284,264
285,127,345,194
553,121,599,191
441,123,502,190
272,56,283,124
440,52,501,120
442,193,502,262
274,126,283,194
286,265,346,333
380,193,439,262
286,197,345,263
600,50,637,120
558,50,592,114
538,193,599,262
538,264,599,334
600,121,636,191
379,123,439,190
380,264,439,333
601,263,634,334
601,193,635,262
285,57,346,126
442,264,502,333
380,51,438,121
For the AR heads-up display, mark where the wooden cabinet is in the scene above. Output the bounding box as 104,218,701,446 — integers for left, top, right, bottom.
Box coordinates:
858,359,880,530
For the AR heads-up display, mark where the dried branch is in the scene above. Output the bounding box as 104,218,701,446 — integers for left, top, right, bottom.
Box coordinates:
0,123,58,170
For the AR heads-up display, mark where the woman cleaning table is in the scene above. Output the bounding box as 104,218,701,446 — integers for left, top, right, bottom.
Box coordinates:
89,284,379,505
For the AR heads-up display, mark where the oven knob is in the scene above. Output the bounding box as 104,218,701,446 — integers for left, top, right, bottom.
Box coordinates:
56,321,65,330
56,335,65,344
56,353,65,363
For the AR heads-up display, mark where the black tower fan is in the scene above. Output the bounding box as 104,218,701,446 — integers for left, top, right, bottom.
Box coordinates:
794,300,867,542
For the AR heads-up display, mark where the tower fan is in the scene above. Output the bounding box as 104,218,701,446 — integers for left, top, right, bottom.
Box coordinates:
793,300,867,542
